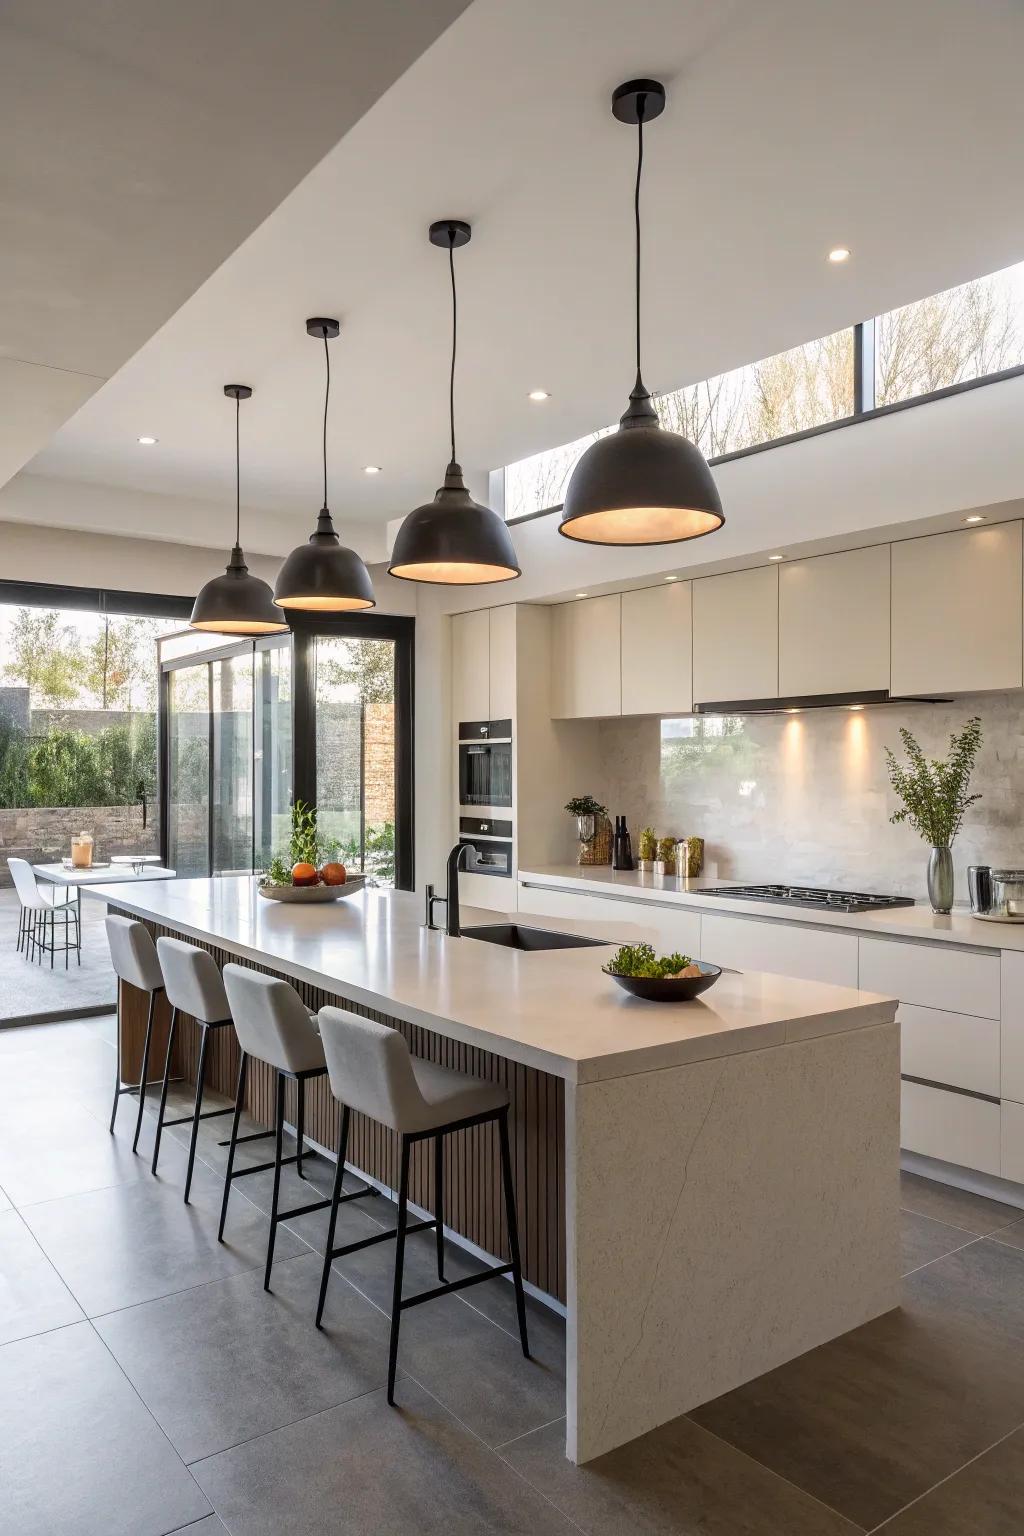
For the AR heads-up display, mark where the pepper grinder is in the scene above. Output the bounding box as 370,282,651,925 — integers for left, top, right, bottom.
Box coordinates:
613,814,635,871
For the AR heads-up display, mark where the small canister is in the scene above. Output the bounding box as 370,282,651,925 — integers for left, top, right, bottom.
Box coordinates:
70,831,94,869
991,869,1024,919
968,865,992,915
676,836,705,879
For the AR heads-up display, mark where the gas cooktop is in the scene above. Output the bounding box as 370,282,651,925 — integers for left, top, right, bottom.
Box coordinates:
701,884,915,915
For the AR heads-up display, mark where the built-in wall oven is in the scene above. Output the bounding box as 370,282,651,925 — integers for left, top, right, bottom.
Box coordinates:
459,817,513,878
458,719,512,809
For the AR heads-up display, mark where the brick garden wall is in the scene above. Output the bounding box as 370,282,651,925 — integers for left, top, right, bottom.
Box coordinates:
0,803,159,885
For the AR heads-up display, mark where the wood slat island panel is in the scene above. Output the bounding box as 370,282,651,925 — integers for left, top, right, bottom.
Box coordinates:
115,913,566,1303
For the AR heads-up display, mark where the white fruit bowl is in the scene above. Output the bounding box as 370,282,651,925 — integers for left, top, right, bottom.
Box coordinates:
258,875,367,903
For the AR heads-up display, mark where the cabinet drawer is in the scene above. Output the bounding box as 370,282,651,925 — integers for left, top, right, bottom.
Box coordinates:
1000,952,1024,1103
1000,1100,1024,1185
859,936,999,1020
700,912,858,987
898,1003,999,1098
517,884,701,955
900,1079,1000,1175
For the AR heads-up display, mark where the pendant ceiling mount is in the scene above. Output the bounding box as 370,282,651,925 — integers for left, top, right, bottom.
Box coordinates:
388,220,520,586
190,384,288,635
273,317,375,613
559,77,724,547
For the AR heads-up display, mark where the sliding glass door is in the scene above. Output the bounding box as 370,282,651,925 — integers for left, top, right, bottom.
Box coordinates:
314,635,397,883
166,661,211,877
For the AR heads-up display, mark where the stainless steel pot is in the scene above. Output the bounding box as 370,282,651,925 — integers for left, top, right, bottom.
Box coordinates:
990,868,1024,919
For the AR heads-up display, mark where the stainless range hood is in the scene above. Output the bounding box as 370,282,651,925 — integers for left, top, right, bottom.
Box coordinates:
692,689,952,716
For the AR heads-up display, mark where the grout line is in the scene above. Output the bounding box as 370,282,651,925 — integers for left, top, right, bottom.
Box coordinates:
87,1250,314,1326
899,1200,1021,1239
865,1412,1024,1533
181,1378,390,1469
682,1418,868,1533
900,1233,983,1279
493,1414,566,1451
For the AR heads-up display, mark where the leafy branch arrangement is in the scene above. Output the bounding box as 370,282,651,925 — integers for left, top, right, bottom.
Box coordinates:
885,717,983,848
564,795,607,819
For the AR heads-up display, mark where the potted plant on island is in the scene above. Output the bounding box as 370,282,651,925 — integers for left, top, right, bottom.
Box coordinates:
885,717,983,913
654,836,677,878
637,826,657,874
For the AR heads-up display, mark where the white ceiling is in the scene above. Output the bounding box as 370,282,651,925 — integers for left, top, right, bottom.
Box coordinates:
15,0,1024,557
0,0,471,488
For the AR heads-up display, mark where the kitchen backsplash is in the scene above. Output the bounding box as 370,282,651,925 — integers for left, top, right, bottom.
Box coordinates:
597,692,1024,900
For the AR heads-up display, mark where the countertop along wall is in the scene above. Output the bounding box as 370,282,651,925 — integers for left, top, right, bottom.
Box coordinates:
595,691,1024,900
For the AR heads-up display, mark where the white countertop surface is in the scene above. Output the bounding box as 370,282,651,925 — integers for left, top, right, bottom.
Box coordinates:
519,864,1024,952
89,875,895,1084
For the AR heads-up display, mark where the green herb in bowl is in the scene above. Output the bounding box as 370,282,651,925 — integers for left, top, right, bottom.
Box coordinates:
605,942,701,980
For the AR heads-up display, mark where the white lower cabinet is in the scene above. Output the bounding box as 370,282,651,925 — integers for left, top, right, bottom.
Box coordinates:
900,1079,1001,1176
700,911,858,987
1000,951,1024,1103
1000,1100,1024,1184
859,935,1000,1020
898,1003,1000,1098
517,884,702,956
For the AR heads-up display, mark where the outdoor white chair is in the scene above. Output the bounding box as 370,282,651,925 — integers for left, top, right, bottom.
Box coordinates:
7,857,80,967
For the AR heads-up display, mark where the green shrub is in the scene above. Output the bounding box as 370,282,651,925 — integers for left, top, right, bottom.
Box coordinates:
0,714,157,809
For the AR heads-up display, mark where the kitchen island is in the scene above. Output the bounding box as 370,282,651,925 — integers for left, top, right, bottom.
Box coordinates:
91,875,900,1463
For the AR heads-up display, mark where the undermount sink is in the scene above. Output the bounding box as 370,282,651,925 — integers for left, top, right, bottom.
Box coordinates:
460,923,608,952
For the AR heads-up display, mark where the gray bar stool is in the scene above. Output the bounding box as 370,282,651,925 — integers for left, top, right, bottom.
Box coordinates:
105,915,164,1146
152,937,237,1202
220,965,376,1290
316,1005,529,1404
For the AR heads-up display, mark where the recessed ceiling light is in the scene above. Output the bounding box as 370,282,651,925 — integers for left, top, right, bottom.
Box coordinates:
786,707,802,714
848,704,864,711
137,435,158,445
528,389,550,402
827,247,851,263
963,514,986,524
575,592,588,598
768,554,784,562
664,575,678,582
363,465,382,475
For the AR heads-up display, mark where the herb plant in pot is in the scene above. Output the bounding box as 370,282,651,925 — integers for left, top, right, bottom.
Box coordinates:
654,836,677,878
885,717,982,913
637,826,657,874
565,795,612,866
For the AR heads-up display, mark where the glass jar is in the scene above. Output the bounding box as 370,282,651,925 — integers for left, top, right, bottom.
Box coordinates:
990,868,1024,918
70,831,94,869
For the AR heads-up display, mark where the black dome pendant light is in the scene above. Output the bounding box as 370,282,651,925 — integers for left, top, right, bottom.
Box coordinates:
273,319,375,612
190,385,289,635
559,80,724,546
388,221,520,585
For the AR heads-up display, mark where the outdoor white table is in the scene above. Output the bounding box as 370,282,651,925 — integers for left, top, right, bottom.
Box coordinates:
32,862,177,929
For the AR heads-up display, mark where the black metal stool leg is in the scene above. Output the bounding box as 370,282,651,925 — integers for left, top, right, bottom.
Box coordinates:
264,1071,286,1291
218,1051,249,1241
295,1075,305,1180
387,1135,412,1405
131,989,158,1153
434,1130,445,1281
315,1105,350,1328
498,1107,530,1358
151,1007,178,1175
183,1021,211,1204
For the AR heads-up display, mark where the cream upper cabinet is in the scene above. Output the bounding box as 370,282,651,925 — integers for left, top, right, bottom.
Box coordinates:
451,609,491,725
487,605,517,721
779,546,890,696
692,566,778,704
551,594,621,718
620,583,692,716
891,524,1023,695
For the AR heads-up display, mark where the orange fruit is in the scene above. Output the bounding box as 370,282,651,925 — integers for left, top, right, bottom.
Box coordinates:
291,862,318,887
320,862,347,886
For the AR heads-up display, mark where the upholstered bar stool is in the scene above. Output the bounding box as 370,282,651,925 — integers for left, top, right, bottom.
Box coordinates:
104,915,164,1146
152,937,237,1202
220,965,376,1289
316,1006,529,1404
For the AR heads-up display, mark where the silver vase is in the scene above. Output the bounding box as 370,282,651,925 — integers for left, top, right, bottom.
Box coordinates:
576,814,596,845
927,845,954,914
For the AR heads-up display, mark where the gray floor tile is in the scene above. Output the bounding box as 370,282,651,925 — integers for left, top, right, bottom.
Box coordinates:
900,1170,1022,1236
0,1183,10,1213
691,1239,1024,1529
901,1209,978,1275
192,1378,578,1535
96,1252,394,1463
987,1216,1024,1252
0,1207,84,1344
502,1414,860,1535
330,1224,565,1447
879,1423,1024,1534
168,1520,229,1535
0,1093,190,1207
21,1160,307,1316
0,1321,210,1536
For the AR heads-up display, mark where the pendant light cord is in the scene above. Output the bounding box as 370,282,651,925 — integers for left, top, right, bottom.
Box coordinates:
634,105,644,380
322,332,330,508
448,234,458,465
234,393,241,548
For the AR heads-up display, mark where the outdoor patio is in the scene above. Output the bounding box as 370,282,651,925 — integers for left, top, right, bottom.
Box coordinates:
0,887,116,1025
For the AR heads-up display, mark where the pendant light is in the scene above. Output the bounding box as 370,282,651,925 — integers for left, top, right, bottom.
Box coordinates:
559,81,724,546
388,221,520,585
190,386,289,634
273,319,375,612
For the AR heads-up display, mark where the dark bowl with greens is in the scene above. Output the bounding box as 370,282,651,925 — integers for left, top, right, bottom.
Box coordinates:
603,942,722,1002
